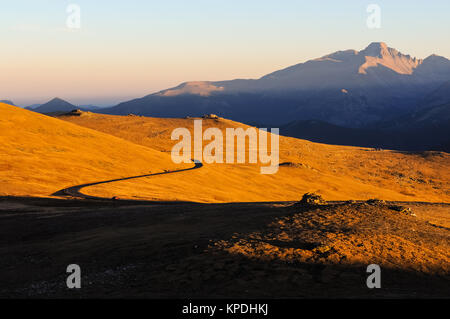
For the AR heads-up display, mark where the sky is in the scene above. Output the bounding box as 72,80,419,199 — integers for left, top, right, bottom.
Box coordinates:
1,0,449,106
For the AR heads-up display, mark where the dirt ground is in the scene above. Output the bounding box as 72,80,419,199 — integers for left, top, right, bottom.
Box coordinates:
0,196,448,298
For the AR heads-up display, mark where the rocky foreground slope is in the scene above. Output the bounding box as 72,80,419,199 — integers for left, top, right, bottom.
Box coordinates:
1,195,448,298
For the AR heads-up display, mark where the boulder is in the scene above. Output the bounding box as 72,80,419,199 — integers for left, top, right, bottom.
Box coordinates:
299,193,327,206
389,205,415,216
68,109,83,116
202,114,219,119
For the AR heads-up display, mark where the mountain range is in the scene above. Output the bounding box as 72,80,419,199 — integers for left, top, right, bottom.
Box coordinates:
100,42,450,129
18,42,450,151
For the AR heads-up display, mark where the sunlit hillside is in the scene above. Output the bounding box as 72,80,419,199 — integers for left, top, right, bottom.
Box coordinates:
56,112,450,203
0,103,185,197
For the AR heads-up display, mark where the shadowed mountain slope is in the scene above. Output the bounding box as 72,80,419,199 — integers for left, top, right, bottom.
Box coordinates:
101,42,450,127
33,97,77,113
280,101,450,152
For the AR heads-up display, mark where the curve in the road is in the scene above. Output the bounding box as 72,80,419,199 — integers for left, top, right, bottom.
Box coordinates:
53,160,203,201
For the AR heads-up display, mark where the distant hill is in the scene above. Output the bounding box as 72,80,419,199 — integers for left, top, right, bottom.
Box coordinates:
101,42,450,128
25,104,42,110
0,100,15,106
33,98,77,113
31,99,105,113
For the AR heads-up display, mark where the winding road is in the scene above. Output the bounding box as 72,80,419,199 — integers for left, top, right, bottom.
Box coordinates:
53,160,203,201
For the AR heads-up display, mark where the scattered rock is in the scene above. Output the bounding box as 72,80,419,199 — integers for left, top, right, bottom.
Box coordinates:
202,114,219,119
313,245,332,254
389,205,415,216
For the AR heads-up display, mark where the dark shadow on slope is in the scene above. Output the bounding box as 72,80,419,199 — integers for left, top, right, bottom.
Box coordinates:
0,200,448,298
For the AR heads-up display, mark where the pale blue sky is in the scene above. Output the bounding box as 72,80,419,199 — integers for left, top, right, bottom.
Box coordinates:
1,0,449,106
